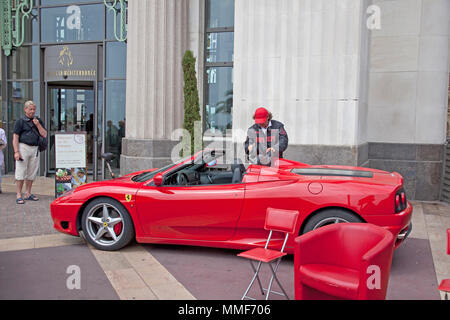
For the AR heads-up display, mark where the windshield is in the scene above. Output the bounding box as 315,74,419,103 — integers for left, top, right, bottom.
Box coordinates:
131,163,174,182
130,150,226,183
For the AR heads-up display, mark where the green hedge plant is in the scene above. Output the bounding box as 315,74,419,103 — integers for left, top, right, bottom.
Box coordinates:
181,50,202,157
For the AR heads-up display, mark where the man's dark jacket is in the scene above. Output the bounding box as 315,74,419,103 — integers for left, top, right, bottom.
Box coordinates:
244,120,289,159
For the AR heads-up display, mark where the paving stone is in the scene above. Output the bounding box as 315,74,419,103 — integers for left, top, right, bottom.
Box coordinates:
409,203,428,240
1,187,450,300
0,192,58,239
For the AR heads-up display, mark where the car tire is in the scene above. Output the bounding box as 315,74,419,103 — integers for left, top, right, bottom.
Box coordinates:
302,208,364,234
81,197,135,251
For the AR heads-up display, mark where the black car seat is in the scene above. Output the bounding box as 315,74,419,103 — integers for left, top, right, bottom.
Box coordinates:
231,159,246,184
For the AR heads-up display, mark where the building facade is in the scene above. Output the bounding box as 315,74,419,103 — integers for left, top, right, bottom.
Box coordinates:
0,0,127,180
122,0,450,201
1,0,449,201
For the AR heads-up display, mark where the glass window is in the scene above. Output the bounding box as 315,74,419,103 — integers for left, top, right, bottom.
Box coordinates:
41,0,101,6
207,0,235,29
47,87,94,171
205,1,234,134
106,42,127,78
6,82,37,172
23,9,39,44
8,46,39,80
205,67,233,134
106,1,128,40
97,81,103,177
206,32,234,63
105,80,126,175
41,4,105,43
32,82,41,116
9,82,36,106
0,60,2,128
106,9,115,40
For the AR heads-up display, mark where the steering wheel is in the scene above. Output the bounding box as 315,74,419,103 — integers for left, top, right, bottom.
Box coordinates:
176,172,188,185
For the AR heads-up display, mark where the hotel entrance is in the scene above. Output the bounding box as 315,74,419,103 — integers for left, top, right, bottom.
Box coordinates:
44,44,102,180
42,43,126,180
47,85,98,178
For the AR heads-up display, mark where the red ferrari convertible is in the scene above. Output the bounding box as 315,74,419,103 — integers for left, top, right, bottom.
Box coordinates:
50,150,412,252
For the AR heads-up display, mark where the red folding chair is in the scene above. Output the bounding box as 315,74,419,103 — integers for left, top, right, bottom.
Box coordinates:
237,208,299,300
438,229,450,299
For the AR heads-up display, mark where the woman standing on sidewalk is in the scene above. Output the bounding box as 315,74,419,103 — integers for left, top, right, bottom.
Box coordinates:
0,126,6,194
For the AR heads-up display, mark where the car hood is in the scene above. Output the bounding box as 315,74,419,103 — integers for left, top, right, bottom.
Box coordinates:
74,169,158,191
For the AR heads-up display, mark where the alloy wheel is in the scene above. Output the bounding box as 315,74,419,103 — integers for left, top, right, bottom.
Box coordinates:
85,203,124,247
312,217,350,230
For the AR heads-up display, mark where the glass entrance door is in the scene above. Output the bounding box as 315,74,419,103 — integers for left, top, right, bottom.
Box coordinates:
48,86,96,175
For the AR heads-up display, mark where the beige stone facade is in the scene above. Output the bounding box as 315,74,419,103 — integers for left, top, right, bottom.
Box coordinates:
121,0,450,200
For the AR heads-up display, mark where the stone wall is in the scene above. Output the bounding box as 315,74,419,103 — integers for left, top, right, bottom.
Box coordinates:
368,0,449,144
367,143,443,200
366,0,449,200
232,0,371,147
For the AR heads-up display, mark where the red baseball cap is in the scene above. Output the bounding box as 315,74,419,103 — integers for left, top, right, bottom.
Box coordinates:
254,107,269,124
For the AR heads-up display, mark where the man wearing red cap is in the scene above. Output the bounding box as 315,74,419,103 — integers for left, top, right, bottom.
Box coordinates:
244,107,288,165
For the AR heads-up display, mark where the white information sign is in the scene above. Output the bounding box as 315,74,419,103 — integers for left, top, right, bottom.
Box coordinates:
55,133,87,168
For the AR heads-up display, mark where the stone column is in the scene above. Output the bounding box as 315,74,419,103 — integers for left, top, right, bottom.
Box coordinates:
121,0,189,174
232,0,372,166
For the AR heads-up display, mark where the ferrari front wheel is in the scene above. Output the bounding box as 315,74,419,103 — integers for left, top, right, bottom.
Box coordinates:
81,197,135,251
302,209,363,234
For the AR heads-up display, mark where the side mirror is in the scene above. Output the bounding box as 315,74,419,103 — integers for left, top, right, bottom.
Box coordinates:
154,173,164,186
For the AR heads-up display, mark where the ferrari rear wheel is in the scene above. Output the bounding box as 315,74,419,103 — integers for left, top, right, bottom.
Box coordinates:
81,197,135,251
302,209,363,234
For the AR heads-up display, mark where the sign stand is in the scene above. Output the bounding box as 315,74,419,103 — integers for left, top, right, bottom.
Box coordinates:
55,132,88,198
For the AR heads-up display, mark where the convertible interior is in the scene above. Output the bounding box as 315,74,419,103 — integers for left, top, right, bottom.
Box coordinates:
163,155,247,186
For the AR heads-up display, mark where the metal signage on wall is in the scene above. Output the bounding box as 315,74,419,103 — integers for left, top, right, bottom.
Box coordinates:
104,0,128,42
1,1,127,56
0,0,34,56
45,44,97,82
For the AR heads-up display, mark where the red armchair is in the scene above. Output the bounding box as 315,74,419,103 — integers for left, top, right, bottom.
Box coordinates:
294,223,395,300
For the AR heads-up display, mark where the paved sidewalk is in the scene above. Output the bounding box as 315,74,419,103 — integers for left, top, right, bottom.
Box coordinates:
0,176,450,300
0,193,57,239
1,175,55,197
0,190,194,300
